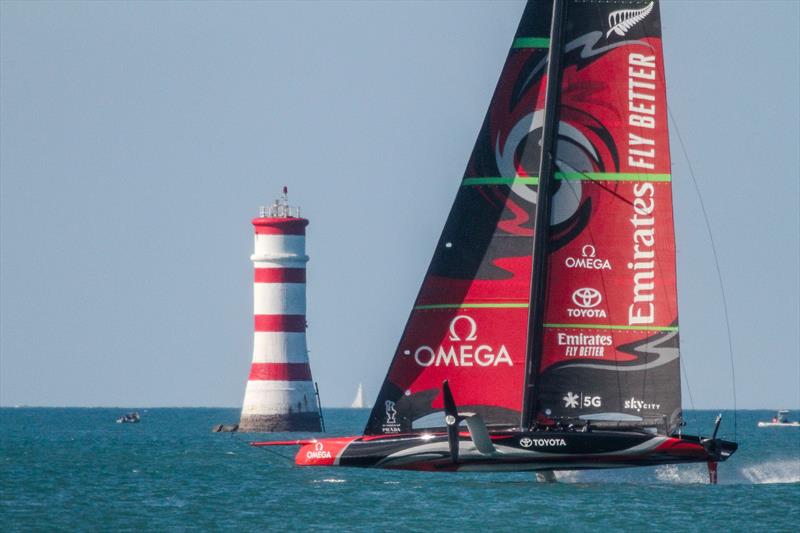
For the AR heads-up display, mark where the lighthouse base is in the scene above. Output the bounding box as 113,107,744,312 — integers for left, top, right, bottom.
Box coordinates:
239,412,321,433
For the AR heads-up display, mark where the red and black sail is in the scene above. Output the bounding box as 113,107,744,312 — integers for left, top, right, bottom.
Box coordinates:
529,0,682,432
366,0,682,436
364,1,554,435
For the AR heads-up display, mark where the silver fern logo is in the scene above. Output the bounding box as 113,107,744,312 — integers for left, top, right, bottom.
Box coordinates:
606,2,654,38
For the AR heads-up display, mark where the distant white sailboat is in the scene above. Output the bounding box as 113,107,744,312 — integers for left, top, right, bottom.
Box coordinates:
350,383,367,409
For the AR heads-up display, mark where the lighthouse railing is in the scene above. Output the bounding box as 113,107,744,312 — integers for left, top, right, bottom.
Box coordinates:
259,204,301,219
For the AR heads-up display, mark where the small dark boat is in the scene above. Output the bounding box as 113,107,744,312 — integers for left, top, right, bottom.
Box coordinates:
116,412,140,424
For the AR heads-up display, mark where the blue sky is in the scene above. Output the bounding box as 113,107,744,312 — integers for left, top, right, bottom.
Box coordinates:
1,1,798,408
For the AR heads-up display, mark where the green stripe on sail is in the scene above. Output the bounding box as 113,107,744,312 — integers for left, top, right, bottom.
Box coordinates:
512,37,550,49
461,177,539,186
415,303,529,310
555,172,671,182
544,323,679,332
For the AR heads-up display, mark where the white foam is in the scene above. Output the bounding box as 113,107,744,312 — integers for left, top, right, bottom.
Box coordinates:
654,464,707,484
740,459,800,484
554,470,581,483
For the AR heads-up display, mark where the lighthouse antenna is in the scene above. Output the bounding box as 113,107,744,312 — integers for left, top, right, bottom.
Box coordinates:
260,186,300,218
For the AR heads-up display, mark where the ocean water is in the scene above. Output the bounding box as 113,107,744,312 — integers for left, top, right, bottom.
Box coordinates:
1,408,797,532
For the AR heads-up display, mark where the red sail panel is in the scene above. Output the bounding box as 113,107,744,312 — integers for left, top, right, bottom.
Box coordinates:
533,0,682,431
364,1,555,435
382,306,529,428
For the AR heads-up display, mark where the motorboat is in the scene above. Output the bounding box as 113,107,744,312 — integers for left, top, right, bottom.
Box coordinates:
758,410,799,428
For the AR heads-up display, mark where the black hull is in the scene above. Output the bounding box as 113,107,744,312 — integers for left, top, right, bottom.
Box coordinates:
284,430,737,473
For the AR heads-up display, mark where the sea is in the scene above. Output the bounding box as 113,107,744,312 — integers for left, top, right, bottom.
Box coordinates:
1,408,797,532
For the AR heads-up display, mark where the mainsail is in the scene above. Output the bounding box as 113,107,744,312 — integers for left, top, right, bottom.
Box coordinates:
528,0,682,432
366,0,682,436
364,1,554,435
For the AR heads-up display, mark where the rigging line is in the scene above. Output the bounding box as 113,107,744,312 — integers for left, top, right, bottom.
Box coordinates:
667,108,738,440
680,349,697,412
553,159,636,207
229,433,296,463
650,28,697,432
657,22,728,435
251,442,295,464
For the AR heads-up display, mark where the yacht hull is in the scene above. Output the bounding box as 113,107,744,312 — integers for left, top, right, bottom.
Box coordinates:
255,430,737,472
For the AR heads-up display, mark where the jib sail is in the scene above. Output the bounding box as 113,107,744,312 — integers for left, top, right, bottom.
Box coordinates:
364,1,554,435
530,0,682,432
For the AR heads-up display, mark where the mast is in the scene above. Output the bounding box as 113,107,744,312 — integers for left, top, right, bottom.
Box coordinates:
521,0,567,429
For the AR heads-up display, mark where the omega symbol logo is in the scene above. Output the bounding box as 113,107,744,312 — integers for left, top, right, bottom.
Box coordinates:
314,441,324,452
581,244,596,258
572,288,602,309
448,315,478,342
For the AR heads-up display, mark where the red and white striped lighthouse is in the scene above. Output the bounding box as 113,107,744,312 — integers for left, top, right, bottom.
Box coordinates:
239,188,322,432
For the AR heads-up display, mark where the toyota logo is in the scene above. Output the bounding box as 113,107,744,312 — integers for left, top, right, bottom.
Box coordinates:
519,437,533,448
571,287,602,308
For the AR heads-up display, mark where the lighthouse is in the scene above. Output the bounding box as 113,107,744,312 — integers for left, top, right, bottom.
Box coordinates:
239,188,322,432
